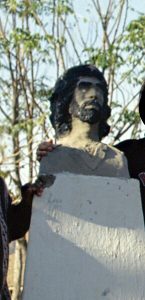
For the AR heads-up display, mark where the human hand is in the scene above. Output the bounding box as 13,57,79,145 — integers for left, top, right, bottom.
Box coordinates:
27,182,44,197
36,140,55,161
21,181,44,205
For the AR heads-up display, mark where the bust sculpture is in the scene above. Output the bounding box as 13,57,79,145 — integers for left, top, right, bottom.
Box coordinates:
40,64,129,178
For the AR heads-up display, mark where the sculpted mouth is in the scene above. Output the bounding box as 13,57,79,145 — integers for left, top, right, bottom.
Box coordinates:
82,99,100,111
84,105,99,111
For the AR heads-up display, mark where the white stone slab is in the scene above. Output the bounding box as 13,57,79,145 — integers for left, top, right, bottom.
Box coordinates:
22,175,145,300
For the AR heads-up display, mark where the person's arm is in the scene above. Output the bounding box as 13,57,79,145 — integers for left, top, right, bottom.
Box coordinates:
8,183,43,242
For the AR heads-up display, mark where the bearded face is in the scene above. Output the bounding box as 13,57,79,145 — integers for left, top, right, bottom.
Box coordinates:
69,77,105,124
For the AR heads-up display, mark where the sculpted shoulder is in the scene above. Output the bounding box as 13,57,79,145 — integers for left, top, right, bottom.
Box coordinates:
39,143,129,178
103,143,129,178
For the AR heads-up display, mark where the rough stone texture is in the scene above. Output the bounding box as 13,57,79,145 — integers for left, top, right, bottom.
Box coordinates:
23,174,145,300
39,144,129,178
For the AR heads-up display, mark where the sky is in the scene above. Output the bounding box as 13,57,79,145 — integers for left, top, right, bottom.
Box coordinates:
75,0,145,20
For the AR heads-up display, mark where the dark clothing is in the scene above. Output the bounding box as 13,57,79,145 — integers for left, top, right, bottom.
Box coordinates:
116,138,145,222
0,177,32,300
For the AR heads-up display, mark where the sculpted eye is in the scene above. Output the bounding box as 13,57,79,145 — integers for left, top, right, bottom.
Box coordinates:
91,95,96,99
77,82,92,90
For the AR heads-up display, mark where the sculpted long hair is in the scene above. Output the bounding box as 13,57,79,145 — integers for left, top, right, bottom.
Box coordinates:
50,64,111,140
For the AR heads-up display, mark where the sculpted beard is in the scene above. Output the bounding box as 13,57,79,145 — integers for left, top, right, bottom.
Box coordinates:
70,99,103,124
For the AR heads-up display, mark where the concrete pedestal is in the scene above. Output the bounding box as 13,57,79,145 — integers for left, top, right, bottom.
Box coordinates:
22,174,145,300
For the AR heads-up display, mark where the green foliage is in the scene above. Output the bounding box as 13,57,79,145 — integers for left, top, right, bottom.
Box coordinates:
48,0,73,15
0,0,45,14
0,169,10,179
123,109,140,124
84,44,124,71
119,15,145,84
10,29,42,52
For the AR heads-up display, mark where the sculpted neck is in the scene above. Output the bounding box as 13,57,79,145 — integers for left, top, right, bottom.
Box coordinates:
57,118,100,149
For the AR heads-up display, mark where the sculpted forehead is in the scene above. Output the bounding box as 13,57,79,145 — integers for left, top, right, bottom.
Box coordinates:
77,76,102,84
